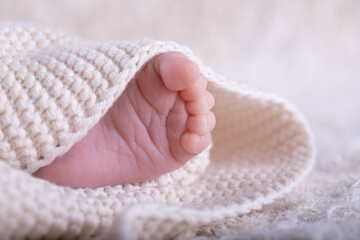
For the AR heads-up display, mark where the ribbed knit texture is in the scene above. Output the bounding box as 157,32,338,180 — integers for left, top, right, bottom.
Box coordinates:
0,23,315,239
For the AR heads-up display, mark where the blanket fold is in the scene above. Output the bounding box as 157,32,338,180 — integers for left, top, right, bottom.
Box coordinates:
0,23,315,239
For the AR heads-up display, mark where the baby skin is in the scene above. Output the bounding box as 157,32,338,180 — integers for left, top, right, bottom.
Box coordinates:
33,52,216,188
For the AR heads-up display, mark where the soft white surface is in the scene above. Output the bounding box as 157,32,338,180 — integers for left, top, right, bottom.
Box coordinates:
1,0,359,239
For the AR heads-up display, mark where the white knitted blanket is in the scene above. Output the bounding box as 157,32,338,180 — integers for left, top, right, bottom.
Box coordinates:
0,23,315,239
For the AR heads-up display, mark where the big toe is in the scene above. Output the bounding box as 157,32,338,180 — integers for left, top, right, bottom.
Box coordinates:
155,52,200,91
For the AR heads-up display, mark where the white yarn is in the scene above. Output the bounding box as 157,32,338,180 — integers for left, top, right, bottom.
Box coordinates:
0,23,315,239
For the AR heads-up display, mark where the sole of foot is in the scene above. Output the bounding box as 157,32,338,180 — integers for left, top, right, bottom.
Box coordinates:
33,51,216,188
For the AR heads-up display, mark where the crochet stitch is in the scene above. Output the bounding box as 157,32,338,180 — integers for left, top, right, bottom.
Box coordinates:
0,23,315,239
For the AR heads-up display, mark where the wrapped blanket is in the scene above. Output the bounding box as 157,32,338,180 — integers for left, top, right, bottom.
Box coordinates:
0,23,315,239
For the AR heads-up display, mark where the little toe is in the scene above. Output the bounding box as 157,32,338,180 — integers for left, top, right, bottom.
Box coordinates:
155,52,200,91
181,132,211,154
187,111,216,135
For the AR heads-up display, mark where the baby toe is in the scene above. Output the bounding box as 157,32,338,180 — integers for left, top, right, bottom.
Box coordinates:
180,132,211,154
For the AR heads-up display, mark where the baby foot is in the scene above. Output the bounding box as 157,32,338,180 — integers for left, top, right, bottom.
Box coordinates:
33,52,216,188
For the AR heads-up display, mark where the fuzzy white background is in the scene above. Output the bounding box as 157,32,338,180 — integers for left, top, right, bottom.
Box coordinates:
1,0,359,239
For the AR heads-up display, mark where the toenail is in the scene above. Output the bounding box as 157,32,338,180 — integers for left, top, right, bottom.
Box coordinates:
199,75,208,89
206,92,215,109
